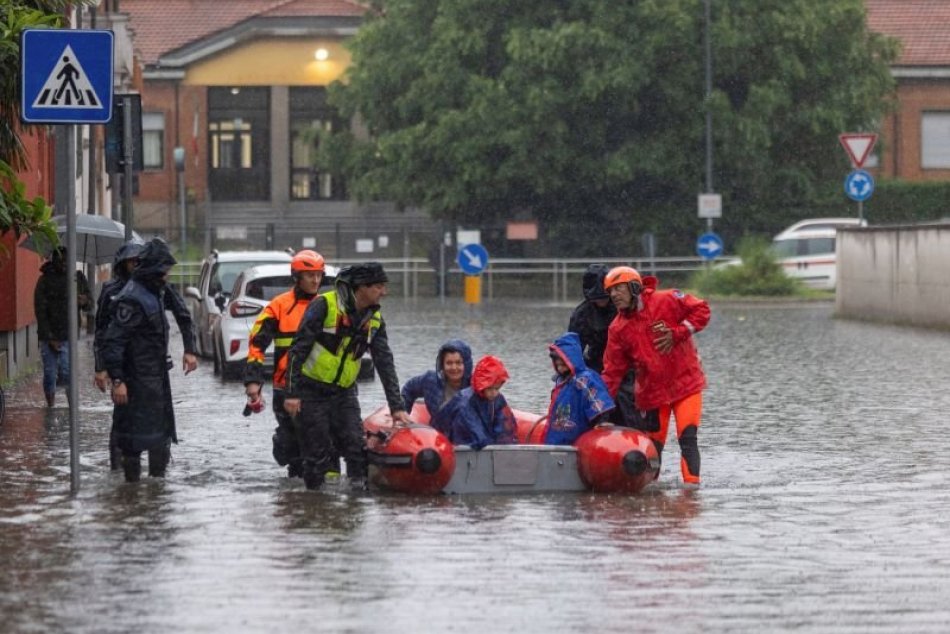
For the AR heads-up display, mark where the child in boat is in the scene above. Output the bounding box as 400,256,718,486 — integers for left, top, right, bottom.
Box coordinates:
545,332,615,445
400,339,473,418
431,355,518,450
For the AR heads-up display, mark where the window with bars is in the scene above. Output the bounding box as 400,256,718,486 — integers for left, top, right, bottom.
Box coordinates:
289,87,345,200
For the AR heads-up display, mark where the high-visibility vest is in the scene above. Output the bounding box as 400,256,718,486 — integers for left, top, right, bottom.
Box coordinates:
301,290,381,388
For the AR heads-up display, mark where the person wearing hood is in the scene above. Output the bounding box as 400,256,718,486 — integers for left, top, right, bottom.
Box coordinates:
568,264,615,373
568,263,657,431
99,238,198,482
545,332,615,446
93,239,198,470
400,339,473,417
284,262,412,490
33,247,91,407
431,355,518,450
601,267,710,486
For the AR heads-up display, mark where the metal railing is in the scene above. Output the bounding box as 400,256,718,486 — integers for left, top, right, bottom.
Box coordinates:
168,255,715,301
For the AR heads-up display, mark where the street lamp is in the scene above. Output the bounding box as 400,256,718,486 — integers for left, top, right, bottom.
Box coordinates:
174,146,186,256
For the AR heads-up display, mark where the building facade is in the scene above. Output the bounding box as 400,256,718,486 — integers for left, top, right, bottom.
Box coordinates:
867,0,950,182
123,0,432,260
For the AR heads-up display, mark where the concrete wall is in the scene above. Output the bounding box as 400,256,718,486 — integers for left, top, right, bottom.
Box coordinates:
836,224,950,329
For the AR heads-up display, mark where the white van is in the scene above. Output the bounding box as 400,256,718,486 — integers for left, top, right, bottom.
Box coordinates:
771,217,866,290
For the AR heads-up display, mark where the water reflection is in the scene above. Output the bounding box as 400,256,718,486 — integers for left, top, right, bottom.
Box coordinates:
2,300,950,632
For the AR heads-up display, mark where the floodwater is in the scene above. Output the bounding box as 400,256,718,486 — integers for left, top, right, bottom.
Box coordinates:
2,299,950,633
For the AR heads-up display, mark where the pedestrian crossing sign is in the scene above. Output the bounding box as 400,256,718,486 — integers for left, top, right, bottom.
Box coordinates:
20,29,114,124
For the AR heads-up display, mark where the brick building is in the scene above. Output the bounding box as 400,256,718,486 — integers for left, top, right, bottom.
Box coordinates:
867,0,950,181
122,0,431,259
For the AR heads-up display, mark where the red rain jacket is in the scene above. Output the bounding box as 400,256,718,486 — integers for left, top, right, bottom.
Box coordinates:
601,277,710,411
471,355,509,395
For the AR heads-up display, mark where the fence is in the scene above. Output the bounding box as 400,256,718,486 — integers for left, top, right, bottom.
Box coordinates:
168,255,715,301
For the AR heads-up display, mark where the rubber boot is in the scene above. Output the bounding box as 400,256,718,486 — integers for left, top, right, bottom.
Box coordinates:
678,425,701,486
301,461,324,490
45,392,55,408
148,443,171,478
122,453,142,483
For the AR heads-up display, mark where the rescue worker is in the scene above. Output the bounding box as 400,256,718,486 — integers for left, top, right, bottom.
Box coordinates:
431,355,518,450
600,266,710,486
568,264,614,373
100,238,198,483
400,338,473,418
545,332,614,445
568,263,655,430
93,239,199,471
243,249,326,478
284,262,412,490
33,246,91,407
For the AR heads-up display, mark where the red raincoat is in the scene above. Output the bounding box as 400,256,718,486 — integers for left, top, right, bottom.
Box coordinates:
601,276,710,411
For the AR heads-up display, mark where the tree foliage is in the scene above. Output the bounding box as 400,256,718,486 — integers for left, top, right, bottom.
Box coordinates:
0,1,66,244
323,0,898,256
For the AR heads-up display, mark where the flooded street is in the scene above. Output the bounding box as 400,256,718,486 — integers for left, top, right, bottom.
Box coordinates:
2,298,950,633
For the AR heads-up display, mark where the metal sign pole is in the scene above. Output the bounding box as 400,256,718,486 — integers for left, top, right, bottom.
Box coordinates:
122,95,134,240
66,126,80,494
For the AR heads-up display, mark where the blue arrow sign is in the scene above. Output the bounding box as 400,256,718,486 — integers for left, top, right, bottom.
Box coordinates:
20,29,114,124
696,232,724,260
457,243,489,275
844,169,874,202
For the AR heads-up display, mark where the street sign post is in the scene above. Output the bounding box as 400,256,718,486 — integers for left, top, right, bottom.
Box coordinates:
457,243,489,304
21,29,114,124
457,243,489,275
20,29,115,495
696,232,724,260
839,133,877,169
844,169,874,202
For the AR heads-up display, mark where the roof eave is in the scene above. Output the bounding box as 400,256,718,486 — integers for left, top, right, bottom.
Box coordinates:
892,66,950,79
152,15,362,70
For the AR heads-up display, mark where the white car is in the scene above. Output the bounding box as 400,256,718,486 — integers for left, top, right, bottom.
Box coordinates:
184,250,293,359
211,263,373,383
771,217,866,290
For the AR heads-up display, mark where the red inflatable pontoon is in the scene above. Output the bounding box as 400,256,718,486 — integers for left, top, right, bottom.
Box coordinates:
364,405,660,495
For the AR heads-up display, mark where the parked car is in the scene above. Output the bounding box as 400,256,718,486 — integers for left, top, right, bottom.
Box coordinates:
212,263,374,383
211,263,334,379
770,217,866,290
184,250,293,359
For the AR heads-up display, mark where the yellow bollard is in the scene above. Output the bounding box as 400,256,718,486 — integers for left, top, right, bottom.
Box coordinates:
464,275,482,304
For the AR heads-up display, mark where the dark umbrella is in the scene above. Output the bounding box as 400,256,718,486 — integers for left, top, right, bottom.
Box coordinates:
21,214,142,264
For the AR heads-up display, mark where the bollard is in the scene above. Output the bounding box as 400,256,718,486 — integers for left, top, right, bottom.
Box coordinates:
464,275,481,304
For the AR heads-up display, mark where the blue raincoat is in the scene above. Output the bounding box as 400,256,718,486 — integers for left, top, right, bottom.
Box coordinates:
545,332,615,445
400,339,473,416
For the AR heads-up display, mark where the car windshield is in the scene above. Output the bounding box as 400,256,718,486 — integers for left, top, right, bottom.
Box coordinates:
244,275,295,301
210,261,285,296
771,237,836,258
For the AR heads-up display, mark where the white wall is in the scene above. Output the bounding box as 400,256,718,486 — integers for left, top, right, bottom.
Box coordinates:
836,224,950,329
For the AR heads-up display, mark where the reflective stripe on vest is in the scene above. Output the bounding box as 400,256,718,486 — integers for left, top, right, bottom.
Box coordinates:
301,290,381,388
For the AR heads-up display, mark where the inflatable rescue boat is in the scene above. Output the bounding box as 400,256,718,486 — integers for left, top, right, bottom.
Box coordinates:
365,404,660,495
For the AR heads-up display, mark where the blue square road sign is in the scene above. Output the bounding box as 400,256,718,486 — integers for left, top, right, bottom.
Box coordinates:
20,29,114,124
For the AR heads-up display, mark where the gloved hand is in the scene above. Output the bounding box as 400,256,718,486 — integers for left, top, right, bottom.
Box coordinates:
243,384,265,416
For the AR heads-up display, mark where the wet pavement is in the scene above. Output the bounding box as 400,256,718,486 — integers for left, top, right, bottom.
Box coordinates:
2,298,950,632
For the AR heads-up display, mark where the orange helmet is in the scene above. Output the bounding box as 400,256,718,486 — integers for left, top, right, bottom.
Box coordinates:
603,266,642,291
291,250,325,273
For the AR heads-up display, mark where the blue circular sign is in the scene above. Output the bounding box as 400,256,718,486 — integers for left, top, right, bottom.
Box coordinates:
456,243,489,275
696,232,724,260
844,169,874,202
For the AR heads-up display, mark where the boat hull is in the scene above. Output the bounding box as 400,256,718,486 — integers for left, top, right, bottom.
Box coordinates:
364,406,659,495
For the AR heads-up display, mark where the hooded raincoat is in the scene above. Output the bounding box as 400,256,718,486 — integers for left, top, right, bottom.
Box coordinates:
99,240,179,453
400,339,473,416
545,332,615,445
432,355,517,450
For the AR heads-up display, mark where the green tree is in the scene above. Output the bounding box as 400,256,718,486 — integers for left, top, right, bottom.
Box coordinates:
322,0,897,256
0,1,69,247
